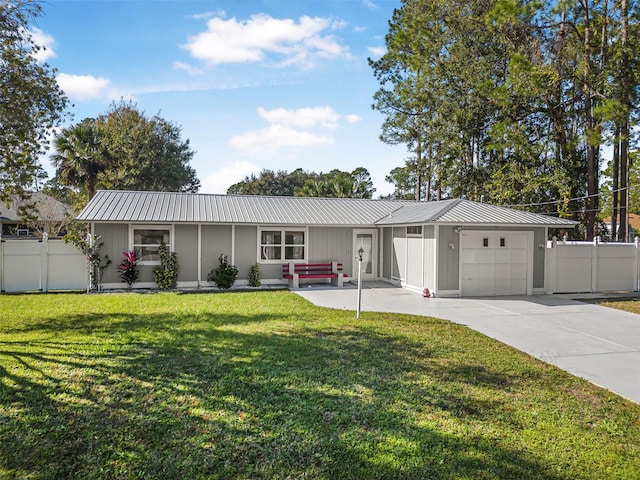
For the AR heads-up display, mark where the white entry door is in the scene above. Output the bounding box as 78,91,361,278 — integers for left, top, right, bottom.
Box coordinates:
353,230,377,280
460,231,533,296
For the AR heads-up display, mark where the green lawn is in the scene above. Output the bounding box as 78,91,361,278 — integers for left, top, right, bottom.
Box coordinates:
1,291,638,479
595,297,640,315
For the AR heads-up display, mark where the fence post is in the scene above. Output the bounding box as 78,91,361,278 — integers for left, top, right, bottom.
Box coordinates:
41,233,49,293
87,233,93,293
0,234,3,292
591,236,599,293
636,237,640,292
545,236,557,294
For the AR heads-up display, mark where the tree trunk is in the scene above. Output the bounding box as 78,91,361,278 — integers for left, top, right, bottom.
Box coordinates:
415,140,422,201
582,1,598,240
618,0,630,241
612,126,620,240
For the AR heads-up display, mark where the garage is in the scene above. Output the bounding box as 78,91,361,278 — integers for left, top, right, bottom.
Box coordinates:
460,231,534,296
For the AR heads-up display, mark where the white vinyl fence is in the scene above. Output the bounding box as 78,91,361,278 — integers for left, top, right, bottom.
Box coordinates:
545,237,640,294
0,235,87,293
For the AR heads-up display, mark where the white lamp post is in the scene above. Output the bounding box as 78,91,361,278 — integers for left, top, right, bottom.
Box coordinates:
357,246,364,319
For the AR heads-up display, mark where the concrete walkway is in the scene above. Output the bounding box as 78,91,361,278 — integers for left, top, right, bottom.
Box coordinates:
294,282,640,404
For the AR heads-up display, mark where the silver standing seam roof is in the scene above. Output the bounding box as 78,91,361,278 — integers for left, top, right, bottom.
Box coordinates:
76,190,577,227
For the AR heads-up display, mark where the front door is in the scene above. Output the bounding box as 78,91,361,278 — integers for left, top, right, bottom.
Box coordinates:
353,230,377,280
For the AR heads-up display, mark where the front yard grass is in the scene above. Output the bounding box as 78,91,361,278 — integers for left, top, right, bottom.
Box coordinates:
594,297,640,315
1,291,638,479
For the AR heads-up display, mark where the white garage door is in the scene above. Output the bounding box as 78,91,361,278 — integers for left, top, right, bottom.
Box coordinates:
460,231,533,296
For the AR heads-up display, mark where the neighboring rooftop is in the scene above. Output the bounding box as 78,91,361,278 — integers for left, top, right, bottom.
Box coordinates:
77,190,578,228
0,192,71,222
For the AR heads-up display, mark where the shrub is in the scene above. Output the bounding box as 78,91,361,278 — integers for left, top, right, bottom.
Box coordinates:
65,231,111,291
153,242,179,290
248,263,261,287
118,250,139,288
207,254,238,289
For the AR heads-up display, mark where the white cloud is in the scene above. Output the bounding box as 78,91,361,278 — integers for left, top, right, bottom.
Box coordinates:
190,10,226,20
362,0,378,10
367,46,386,58
173,61,204,76
200,160,258,194
230,125,334,154
57,73,113,101
30,27,56,61
257,106,340,129
346,114,362,123
183,13,349,68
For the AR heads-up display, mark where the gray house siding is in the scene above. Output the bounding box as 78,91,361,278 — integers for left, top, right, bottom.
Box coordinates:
309,227,353,276
175,225,198,283
382,227,393,280
201,225,233,282
533,227,546,289
235,225,257,280
392,227,406,280
94,223,128,285
438,226,459,291
406,235,422,288
423,225,435,291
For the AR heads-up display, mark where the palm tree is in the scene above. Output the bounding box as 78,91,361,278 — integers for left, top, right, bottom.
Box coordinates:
51,120,109,200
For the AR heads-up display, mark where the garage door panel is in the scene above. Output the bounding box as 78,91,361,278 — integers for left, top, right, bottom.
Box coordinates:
510,235,527,248
509,279,527,294
511,249,528,263
511,264,527,277
477,264,493,279
494,264,509,277
477,250,494,263
461,249,477,263
494,280,511,295
460,231,532,296
494,249,510,263
460,264,477,278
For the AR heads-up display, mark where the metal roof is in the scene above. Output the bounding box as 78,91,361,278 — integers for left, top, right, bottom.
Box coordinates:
77,191,577,227
375,199,578,227
77,190,416,225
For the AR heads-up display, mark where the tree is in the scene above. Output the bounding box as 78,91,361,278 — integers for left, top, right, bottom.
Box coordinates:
89,100,199,192
227,168,375,199
50,101,200,195
372,0,640,240
51,120,109,201
0,0,68,209
227,168,315,196
296,168,376,198
385,158,430,200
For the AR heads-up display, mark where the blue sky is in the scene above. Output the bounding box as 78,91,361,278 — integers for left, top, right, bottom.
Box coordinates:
33,0,405,196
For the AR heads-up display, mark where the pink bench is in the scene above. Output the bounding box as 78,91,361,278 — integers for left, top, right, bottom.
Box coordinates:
282,262,344,289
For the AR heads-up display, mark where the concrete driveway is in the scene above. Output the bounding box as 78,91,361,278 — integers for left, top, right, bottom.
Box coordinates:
294,282,640,404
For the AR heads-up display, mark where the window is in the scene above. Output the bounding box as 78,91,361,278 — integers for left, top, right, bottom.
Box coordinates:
132,226,172,264
483,237,489,247
260,229,305,262
407,226,422,236
500,237,506,247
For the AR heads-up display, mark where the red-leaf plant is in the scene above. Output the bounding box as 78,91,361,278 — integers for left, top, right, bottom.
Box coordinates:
118,250,140,288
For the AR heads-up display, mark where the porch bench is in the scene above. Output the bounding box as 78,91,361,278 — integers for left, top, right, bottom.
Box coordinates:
282,262,344,289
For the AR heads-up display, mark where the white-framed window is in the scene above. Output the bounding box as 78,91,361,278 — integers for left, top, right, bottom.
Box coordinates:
259,228,306,262
407,225,422,236
130,225,173,265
